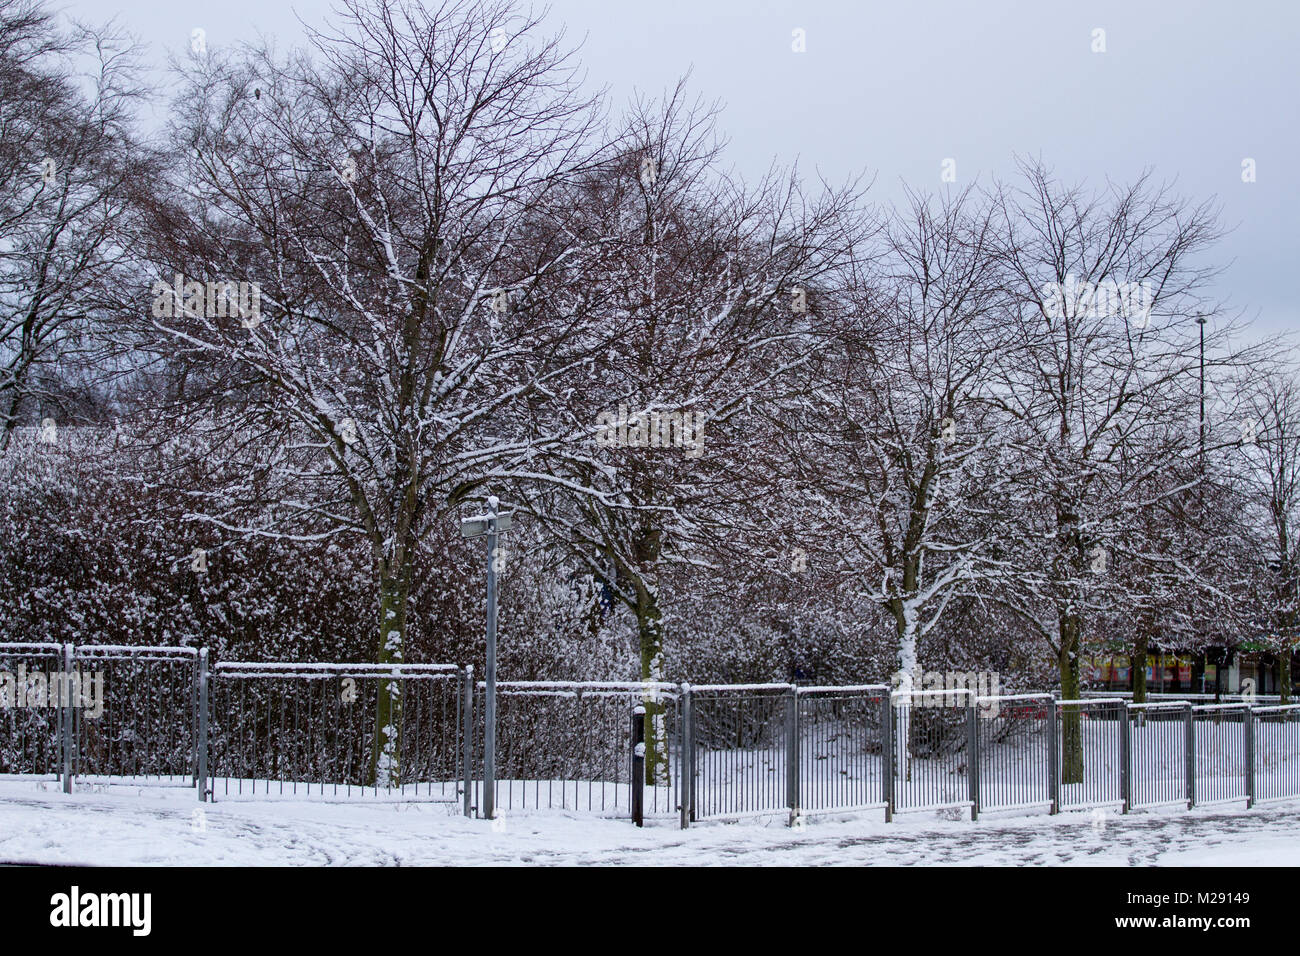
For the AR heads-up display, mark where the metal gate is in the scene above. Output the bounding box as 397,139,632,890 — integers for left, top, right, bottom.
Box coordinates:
1192,703,1249,806
469,681,680,817
207,661,466,801
685,684,796,821
0,643,64,780
1251,703,1300,804
976,693,1052,814
1128,701,1191,810
1054,697,1126,811
798,685,890,816
891,689,973,816
73,645,199,786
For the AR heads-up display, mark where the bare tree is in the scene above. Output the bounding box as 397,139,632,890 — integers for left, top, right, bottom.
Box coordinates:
984,159,1232,780
1235,367,1300,703
514,85,865,779
773,187,1013,774
135,0,605,783
0,0,146,450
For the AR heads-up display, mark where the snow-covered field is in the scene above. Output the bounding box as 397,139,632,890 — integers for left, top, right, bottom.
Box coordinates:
1,778,1297,866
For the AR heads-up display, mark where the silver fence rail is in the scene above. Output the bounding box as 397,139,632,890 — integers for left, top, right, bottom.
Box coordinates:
6,643,1300,828
1083,690,1283,705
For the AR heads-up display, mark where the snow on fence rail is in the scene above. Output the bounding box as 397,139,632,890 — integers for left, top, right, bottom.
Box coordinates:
5,643,1300,829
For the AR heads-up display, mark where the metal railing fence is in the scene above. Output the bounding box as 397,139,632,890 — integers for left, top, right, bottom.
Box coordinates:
0,643,63,779
1054,698,1126,812
469,681,680,817
6,643,1300,830
208,661,465,800
72,645,198,786
1251,704,1300,804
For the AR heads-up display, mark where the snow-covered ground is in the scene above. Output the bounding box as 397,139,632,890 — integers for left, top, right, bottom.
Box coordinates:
1,778,1297,866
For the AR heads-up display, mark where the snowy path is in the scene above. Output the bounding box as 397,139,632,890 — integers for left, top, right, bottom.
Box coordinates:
0,780,1296,866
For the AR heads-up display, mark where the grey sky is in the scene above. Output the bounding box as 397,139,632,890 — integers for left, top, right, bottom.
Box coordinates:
71,0,1299,338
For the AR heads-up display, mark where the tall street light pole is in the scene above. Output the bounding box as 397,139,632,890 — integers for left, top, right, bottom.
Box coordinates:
1195,313,1216,698
460,495,511,820
1197,314,1207,473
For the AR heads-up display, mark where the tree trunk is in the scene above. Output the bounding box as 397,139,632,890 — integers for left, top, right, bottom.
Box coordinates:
634,582,668,786
890,596,919,783
370,566,409,787
1059,612,1084,784
1132,622,1149,705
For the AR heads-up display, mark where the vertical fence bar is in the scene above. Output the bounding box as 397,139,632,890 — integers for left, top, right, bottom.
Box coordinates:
680,683,692,828
461,665,473,818
196,649,209,802
60,643,74,794
967,694,979,821
1047,699,1060,814
1120,703,1132,813
630,705,645,827
1184,702,1195,809
881,692,894,822
1244,705,1255,809
785,685,799,826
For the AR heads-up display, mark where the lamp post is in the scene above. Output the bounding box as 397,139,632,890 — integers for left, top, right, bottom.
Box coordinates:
460,495,512,820
1194,314,1218,699
1196,314,1207,472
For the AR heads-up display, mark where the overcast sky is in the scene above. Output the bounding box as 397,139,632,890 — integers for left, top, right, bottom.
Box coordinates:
66,0,1300,338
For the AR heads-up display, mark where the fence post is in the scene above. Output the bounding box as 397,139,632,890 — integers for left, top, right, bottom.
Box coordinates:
785,685,799,827
196,648,209,802
1244,705,1255,809
61,643,74,794
631,705,645,827
881,691,893,822
1120,703,1132,813
1047,698,1060,814
1184,702,1195,810
679,682,692,829
967,692,979,821
189,651,200,789
461,665,474,818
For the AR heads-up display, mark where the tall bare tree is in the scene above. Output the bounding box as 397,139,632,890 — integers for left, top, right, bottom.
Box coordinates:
984,160,1231,780
515,85,865,779
0,0,146,450
135,0,605,783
